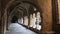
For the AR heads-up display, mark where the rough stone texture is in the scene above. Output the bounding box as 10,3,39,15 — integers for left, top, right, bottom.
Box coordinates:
58,0,60,24
35,0,55,34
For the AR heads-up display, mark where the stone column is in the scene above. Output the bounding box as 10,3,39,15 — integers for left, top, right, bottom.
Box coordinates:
3,9,7,34
28,15,30,27
32,13,36,28
58,0,60,24
0,1,2,34
35,0,55,34
29,14,33,27
24,16,28,26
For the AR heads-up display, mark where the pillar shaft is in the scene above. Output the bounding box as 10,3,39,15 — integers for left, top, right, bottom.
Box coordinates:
24,16,28,26
35,0,55,34
29,14,33,27
58,0,60,24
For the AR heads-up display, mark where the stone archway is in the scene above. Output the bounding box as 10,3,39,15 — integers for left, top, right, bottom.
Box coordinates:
4,0,42,34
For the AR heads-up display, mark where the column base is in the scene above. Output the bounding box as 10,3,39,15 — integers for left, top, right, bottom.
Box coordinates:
39,31,55,34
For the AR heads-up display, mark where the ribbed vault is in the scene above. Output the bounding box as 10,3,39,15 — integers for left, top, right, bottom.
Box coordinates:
3,0,42,34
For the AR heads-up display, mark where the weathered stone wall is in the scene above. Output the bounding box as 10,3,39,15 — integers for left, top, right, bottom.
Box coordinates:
35,0,55,34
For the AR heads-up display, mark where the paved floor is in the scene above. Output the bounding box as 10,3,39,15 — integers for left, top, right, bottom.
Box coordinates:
5,23,37,34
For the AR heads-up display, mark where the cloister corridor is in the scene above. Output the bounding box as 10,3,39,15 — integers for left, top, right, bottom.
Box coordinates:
1,0,60,34
5,11,41,34
5,23,37,34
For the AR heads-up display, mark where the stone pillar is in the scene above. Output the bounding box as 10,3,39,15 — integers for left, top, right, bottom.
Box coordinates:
29,14,33,27
35,0,55,34
58,0,60,24
32,13,36,28
24,16,28,26
28,15,30,27
0,0,2,34
3,9,7,34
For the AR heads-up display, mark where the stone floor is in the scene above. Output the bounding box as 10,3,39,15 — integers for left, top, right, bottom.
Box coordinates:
5,23,37,34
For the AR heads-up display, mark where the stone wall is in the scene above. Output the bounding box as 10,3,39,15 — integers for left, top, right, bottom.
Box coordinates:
35,0,55,34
